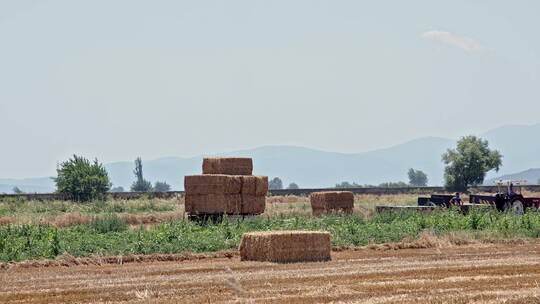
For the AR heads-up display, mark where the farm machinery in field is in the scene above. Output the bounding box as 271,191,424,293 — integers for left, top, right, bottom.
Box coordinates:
416,180,540,215
469,180,540,214
376,180,540,214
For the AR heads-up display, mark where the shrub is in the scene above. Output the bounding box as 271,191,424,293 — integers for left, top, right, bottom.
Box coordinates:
154,181,171,192
287,182,299,189
54,155,111,202
269,177,283,190
89,214,128,233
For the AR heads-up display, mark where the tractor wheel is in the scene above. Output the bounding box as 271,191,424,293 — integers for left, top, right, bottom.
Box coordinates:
510,200,525,215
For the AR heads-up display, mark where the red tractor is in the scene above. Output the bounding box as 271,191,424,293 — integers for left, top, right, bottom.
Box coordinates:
469,180,540,214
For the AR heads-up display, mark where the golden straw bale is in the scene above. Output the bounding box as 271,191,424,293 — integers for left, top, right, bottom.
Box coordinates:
185,194,242,214
184,175,242,195
239,230,331,263
202,157,253,175
310,191,354,216
241,176,269,196
241,194,266,214
185,193,264,215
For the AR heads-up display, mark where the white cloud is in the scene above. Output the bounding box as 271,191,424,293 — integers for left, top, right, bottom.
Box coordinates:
422,30,487,52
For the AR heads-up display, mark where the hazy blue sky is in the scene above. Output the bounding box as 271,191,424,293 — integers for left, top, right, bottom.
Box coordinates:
1,1,539,178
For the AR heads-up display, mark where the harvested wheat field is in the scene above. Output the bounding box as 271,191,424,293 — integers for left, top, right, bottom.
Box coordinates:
2,243,540,304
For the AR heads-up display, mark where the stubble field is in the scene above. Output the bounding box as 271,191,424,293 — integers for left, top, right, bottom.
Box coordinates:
1,242,540,304
2,193,540,303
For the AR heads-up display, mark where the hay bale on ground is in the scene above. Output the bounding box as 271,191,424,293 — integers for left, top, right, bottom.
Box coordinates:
239,230,331,263
184,175,242,194
202,157,253,175
310,191,354,216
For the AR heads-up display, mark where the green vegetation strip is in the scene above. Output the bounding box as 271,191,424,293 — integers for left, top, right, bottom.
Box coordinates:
0,198,177,217
1,209,540,262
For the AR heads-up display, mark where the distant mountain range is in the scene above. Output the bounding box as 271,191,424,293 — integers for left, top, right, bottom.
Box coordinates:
485,168,540,185
0,177,55,194
2,123,540,193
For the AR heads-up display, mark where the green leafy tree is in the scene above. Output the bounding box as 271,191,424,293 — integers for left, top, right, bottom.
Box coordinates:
408,168,428,186
335,181,362,188
154,181,171,192
130,157,153,192
12,186,23,194
54,155,111,201
286,182,299,189
442,136,502,192
378,181,408,188
269,177,283,190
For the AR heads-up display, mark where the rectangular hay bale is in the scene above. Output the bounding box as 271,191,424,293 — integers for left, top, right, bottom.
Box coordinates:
309,191,354,215
184,175,242,195
241,176,269,196
185,175,267,195
239,230,331,263
185,193,265,215
202,157,253,175
241,194,266,214
184,193,242,214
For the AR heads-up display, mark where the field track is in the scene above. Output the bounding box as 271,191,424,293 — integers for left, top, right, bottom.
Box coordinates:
2,243,540,304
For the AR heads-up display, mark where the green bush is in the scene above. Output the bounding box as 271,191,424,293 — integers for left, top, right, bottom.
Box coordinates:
54,155,111,202
154,181,171,192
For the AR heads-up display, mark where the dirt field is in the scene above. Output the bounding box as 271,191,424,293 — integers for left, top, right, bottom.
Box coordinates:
1,243,540,304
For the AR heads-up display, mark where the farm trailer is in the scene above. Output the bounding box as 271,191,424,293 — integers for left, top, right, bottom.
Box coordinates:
378,180,540,214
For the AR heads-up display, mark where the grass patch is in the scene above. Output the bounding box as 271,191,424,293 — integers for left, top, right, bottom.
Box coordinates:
0,198,178,218
1,208,540,262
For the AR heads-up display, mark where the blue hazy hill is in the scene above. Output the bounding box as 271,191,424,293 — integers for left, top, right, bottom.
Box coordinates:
2,124,540,192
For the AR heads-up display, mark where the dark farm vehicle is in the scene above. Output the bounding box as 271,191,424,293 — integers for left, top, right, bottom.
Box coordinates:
379,181,540,214
469,180,540,214
417,194,454,207
373,194,455,213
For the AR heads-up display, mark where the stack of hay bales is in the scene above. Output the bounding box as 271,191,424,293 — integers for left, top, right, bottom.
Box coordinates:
310,191,354,216
239,230,331,263
184,157,268,216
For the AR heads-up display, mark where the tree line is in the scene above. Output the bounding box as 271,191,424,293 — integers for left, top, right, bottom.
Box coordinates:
40,135,502,201
335,168,428,188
